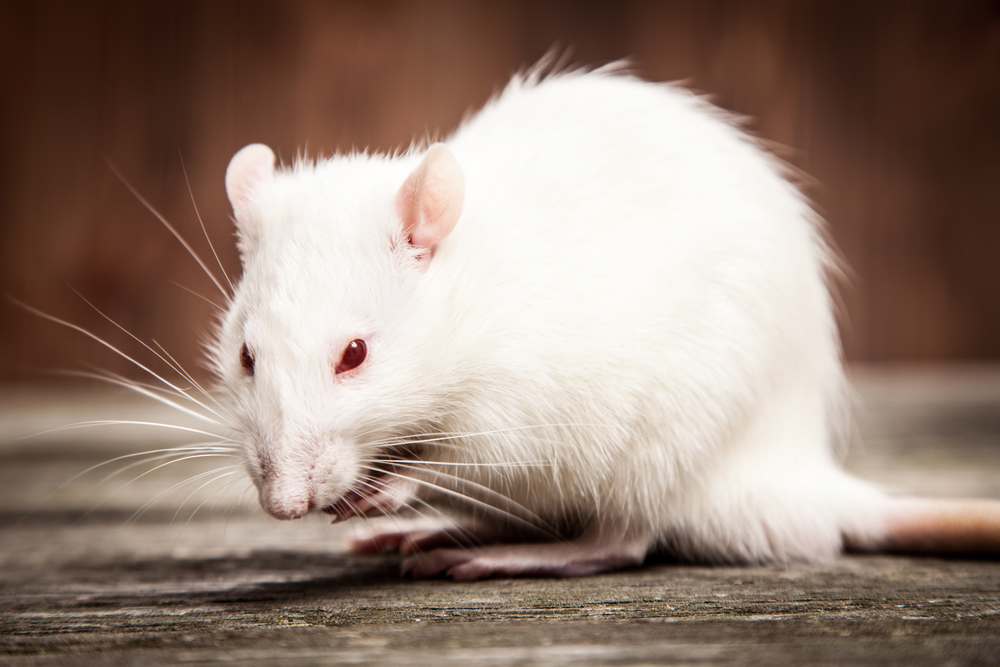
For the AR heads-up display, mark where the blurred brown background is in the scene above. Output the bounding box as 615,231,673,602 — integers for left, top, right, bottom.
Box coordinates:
1,0,999,386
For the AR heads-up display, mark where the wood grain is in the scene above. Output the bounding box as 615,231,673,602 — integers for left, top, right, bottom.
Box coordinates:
1,366,999,665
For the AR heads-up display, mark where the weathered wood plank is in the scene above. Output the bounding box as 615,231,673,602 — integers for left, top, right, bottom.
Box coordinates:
2,366,999,665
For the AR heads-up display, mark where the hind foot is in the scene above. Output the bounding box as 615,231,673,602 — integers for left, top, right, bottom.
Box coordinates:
400,522,651,581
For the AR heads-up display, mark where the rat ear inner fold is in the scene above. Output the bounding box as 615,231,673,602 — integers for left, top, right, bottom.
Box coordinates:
396,143,465,257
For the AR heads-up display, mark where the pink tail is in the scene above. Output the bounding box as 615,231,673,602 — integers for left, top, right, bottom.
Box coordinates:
873,497,1000,555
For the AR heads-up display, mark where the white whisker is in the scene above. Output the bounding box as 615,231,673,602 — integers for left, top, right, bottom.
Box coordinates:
170,280,227,313
46,443,235,492
378,468,560,541
382,459,546,469
405,423,624,441
24,419,231,442
78,452,243,522
180,153,235,297
69,289,230,422
172,467,242,523
81,368,224,427
97,450,240,486
174,473,245,543
346,478,479,551
57,366,211,415
107,160,230,299
220,481,260,528
172,472,248,552
9,300,225,426
127,465,240,525
151,339,231,417
382,461,553,528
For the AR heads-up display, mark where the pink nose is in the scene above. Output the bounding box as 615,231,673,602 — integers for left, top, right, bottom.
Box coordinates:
258,486,314,520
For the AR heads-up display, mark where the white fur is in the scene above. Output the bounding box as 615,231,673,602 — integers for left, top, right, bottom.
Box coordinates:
216,68,888,567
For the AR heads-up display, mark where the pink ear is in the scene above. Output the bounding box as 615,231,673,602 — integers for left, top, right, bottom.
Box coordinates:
225,144,276,260
226,143,276,215
396,143,465,257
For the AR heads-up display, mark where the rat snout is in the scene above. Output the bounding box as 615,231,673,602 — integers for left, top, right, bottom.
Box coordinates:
249,429,353,521
257,477,315,520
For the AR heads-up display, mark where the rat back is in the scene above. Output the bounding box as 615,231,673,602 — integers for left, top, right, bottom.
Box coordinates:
403,71,872,563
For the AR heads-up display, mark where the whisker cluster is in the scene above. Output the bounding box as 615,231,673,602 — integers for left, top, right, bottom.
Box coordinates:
15,160,596,553
11,173,250,530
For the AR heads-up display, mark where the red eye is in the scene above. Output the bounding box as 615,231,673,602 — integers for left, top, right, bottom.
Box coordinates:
335,339,367,374
240,342,255,375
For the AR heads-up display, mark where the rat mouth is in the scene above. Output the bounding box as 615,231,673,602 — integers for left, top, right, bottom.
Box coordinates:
323,444,422,521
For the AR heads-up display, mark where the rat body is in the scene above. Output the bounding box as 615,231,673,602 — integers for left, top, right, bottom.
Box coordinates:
217,67,1000,579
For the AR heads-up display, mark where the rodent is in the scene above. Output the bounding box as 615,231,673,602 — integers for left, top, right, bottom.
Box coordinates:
216,64,1000,580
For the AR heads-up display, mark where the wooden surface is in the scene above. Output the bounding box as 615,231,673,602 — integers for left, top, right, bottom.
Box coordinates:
2,366,1000,665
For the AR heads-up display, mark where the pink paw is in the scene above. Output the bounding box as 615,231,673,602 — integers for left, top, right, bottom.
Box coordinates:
348,525,480,555
354,521,651,581
401,531,651,580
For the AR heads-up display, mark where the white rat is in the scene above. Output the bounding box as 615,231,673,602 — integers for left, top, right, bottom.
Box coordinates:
217,65,1000,580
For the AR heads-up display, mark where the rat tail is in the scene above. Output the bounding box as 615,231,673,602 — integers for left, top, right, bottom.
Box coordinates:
847,496,1000,556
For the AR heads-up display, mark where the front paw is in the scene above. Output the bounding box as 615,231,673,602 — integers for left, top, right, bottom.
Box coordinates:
348,523,482,556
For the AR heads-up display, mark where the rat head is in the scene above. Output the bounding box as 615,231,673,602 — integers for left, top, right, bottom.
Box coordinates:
216,142,464,521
